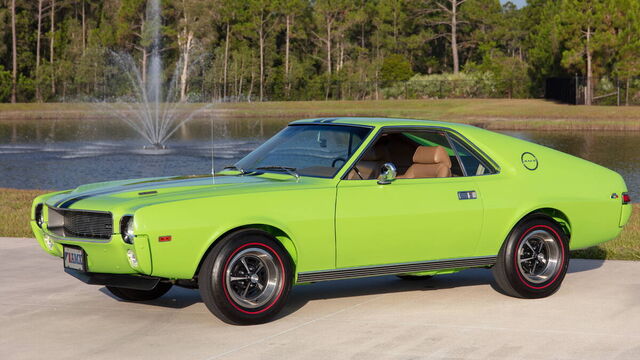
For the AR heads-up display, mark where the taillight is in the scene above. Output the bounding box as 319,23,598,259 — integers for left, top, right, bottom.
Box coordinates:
622,193,631,205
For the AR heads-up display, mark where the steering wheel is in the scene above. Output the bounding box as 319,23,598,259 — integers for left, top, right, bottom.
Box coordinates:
331,157,347,168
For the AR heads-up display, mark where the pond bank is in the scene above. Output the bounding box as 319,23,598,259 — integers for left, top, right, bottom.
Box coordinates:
1,99,639,131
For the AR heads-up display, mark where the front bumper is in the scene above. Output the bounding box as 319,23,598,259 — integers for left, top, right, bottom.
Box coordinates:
64,268,162,290
32,220,153,275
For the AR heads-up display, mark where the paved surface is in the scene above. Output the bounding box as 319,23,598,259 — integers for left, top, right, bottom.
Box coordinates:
1,238,639,360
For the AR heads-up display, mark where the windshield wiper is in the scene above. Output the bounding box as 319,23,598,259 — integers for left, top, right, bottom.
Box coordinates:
221,165,246,175
255,166,300,181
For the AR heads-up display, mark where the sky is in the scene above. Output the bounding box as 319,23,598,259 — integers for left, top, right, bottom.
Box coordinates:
500,0,527,8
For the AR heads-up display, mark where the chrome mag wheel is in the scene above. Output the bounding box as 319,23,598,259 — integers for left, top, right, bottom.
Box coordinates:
224,247,282,309
516,229,562,284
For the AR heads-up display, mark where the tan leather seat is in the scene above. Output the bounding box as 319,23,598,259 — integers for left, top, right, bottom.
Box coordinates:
397,146,451,179
348,146,388,180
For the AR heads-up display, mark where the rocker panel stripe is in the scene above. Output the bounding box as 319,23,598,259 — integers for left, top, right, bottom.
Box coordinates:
297,256,497,283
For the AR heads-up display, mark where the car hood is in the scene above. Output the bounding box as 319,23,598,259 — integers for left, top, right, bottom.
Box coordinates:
44,173,320,211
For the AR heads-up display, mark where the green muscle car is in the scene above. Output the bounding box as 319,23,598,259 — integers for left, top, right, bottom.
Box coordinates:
31,118,632,324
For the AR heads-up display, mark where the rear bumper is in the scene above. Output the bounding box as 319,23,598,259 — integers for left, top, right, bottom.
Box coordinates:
64,268,162,290
620,203,632,227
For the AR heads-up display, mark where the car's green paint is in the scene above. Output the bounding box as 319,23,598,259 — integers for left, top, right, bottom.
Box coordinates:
31,118,631,282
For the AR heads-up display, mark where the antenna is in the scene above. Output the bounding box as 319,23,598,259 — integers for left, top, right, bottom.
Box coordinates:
210,117,215,184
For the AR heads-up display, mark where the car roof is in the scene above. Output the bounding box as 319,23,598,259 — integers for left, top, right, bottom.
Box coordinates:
289,117,474,130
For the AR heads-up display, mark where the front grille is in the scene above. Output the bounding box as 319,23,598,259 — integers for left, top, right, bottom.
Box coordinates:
47,207,113,240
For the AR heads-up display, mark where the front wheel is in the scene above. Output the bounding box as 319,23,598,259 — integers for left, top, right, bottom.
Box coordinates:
199,230,293,325
493,218,569,298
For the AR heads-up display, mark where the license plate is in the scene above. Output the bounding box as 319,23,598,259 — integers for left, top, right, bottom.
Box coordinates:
63,246,86,272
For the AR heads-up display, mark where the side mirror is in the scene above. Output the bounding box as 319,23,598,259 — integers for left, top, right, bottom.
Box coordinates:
377,163,397,185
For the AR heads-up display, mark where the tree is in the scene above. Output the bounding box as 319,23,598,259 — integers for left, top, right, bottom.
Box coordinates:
611,0,640,105
217,0,243,99
116,0,151,85
557,0,609,105
313,0,355,75
35,0,45,101
10,0,16,103
50,0,56,96
419,0,469,74
244,0,279,101
279,0,306,95
174,0,212,101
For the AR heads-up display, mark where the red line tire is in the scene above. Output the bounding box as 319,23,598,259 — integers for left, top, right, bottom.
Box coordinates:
493,218,569,299
199,229,293,324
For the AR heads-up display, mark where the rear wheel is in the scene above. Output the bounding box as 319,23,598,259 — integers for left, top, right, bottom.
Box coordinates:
106,282,172,301
199,230,293,325
493,218,569,298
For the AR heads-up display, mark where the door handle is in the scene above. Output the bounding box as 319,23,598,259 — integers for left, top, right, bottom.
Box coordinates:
458,191,477,200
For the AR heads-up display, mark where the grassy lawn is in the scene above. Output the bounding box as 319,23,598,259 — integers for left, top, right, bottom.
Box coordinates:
1,99,639,130
1,188,637,261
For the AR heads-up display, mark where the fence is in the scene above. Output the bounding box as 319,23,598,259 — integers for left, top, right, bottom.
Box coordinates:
198,78,530,103
546,76,640,106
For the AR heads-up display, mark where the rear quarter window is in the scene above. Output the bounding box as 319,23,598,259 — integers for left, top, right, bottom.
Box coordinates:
449,136,495,176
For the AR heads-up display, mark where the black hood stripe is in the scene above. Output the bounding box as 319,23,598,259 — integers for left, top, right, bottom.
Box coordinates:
52,176,218,209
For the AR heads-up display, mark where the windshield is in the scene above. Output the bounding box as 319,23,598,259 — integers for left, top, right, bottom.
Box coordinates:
235,124,372,178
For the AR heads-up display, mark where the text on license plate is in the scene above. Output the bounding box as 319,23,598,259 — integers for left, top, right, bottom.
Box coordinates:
63,247,86,271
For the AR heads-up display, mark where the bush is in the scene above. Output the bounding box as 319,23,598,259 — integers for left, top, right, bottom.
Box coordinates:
380,54,413,87
381,72,500,99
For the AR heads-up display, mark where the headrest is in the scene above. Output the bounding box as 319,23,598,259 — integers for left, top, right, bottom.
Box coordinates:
361,146,385,161
413,146,451,167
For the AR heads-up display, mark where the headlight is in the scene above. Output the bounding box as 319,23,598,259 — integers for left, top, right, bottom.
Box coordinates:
120,215,135,244
35,204,44,228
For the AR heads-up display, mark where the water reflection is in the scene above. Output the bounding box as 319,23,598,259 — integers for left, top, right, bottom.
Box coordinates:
0,118,637,201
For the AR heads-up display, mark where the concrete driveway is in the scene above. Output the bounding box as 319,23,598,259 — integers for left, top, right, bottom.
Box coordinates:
1,238,639,360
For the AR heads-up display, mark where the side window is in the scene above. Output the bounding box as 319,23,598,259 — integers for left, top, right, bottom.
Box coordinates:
449,136,493,176
402,131,464,177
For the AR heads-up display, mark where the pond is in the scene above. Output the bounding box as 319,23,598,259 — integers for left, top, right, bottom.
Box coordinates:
0,117,637,201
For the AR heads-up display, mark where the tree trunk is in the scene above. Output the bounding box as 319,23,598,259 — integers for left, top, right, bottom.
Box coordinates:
326,19,332,74
81,0,86,55
625,77,630,106
179,31,193,102
50,0,56,96
223,22,230,99
338,40,344,71
393,6,398,48
36,0,44,102
238,58,244,99
248,67,255,102
585,26,592,106
10,0,17,103
451,0,459,74
259,27,264,102
285,15,290,95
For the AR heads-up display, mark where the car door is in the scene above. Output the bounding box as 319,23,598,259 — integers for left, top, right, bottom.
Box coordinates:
335,129,486,268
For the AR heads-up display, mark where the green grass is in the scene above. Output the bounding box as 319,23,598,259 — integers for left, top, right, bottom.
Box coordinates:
1,99,640,130
0,188,49,238
1,188,637,260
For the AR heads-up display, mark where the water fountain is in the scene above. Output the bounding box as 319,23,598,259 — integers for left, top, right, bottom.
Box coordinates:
98,0,207,150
